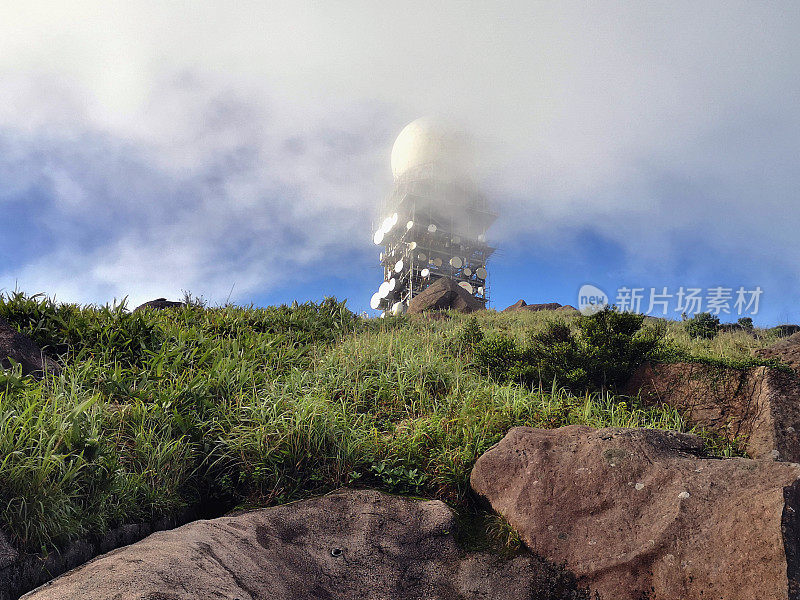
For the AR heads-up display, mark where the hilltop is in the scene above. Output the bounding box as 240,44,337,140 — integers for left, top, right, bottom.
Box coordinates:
1,292,798,599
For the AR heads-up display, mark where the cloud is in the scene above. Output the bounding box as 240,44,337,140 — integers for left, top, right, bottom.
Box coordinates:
0,2,799,308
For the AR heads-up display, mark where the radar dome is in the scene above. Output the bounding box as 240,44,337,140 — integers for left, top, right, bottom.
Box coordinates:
390,117,472,180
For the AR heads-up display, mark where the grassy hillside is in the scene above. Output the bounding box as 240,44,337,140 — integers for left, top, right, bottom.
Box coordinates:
0,293,784,553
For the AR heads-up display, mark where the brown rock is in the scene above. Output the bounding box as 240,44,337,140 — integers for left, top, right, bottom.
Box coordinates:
756,332,800,374
408,278,484,314
23,489,585,600
627,362,800,461
0,316,60,377
503,299,528,312
133,298,184,312
503,300,563,313
470,425,800,600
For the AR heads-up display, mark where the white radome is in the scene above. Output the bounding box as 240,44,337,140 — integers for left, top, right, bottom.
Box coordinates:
390,117,471,180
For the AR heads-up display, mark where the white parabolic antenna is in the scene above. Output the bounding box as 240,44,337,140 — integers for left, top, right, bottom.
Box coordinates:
390,117,472,180
370,293,381,310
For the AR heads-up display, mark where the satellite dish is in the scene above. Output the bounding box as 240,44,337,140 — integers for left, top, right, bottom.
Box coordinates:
427,224,437,233
409,241,417,250
458,281,473,294
418,252,427,262
477,233,486,243
380,216,392,232
370,293,382,310
390,212,398,227
450,256,463,269
394,259,404,273
406,220,414,230
421,268,430,277
380,312,386,319
391,301,405,316
433,257,442,268
476,267,487,279
388,278,397,291
379,281,390,298
463,267,472,277
373,230,384,245
477,287,484,295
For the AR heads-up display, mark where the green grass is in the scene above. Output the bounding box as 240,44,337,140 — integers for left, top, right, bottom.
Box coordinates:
0,293,772,553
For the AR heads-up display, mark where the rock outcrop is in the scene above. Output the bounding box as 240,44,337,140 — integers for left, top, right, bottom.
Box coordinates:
757,332,800,375
23,490,585,600
0,316,60,377
627,362,800,461
408,278,484,314
502,300,563,312
133,298,184,312
2,513,191,600
471,425,800,600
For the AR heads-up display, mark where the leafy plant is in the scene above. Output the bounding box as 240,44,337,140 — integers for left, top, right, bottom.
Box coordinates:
475,308,661,392
684,312,720,339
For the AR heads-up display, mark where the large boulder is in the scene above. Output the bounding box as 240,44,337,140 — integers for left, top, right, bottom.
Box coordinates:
471,425,800,600
0,316,60,377
23,489,585,600
627,362,800,462
133,298,184,312
408,278,484,314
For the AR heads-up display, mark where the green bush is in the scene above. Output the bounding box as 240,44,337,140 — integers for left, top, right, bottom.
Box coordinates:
684,312,720,339
737,317,754,329
475,308,661,392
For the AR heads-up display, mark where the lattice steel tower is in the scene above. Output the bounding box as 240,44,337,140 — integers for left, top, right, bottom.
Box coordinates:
370,118,496,315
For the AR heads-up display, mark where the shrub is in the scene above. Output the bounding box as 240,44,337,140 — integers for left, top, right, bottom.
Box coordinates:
449,316,484,355
684,312,720,339
737,317,754,329
475,308,661,392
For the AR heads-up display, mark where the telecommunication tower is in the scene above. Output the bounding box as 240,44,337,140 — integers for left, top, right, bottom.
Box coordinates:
370,118,496,315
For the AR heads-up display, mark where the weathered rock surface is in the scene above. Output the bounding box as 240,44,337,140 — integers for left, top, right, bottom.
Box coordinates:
502,300,563,313
408,278,484,314
757,332,800,374
133,298,184,312
2,514,191,600
627,362,800,461
23,490,585,600
0,316,60,377
471,425,800,600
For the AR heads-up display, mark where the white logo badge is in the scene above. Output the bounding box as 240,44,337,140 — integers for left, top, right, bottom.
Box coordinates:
578,284,609,316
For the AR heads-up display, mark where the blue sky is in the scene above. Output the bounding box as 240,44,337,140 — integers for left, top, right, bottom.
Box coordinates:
1,2,800,325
